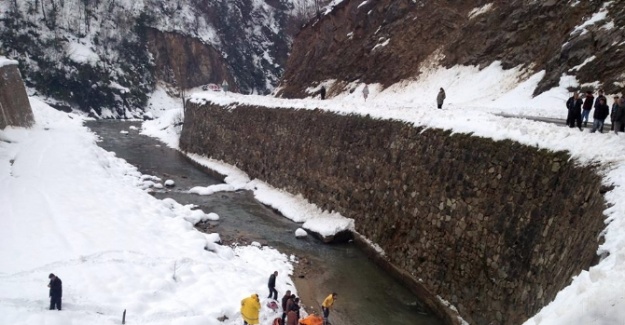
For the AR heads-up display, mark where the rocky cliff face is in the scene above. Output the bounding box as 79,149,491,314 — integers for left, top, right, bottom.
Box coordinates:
0,0,302,115
279,0,625,97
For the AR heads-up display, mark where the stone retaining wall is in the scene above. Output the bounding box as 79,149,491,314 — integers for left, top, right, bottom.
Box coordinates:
0,60,34,129
180,102,606,325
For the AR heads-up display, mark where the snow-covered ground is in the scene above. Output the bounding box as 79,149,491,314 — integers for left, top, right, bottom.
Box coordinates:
141,65,625,324
0,98,296,325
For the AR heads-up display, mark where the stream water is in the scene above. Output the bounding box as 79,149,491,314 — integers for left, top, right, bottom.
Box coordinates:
86,120,443,325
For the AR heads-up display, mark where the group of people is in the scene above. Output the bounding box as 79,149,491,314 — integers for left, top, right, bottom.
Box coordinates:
566,89,625,133
241,271,337,325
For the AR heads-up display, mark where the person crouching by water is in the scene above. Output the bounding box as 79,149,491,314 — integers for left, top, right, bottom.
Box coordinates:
48,273,62,310
590,97,610,133
437,87,446,109
322,292,337,325
241,294,260,325
566,92,583,131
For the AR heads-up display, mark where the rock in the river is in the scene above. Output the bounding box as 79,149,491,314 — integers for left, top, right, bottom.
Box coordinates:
165,179,175,187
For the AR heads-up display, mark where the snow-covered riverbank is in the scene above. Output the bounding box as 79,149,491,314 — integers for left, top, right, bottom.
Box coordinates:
0,98,296,325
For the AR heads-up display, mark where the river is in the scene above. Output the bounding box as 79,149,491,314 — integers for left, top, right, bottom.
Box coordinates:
86,120,443,325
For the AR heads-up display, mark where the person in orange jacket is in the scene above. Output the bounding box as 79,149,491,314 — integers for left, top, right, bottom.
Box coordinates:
241,293,260,325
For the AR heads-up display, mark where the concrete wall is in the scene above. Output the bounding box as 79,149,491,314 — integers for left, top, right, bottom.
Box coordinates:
0,60,34,129
180,102,606,325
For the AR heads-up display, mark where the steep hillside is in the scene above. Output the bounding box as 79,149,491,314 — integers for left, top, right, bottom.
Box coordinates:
0,0,304,116
278,0,625,99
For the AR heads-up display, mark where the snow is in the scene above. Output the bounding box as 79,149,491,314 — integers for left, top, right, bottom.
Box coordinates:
185,155,355,237
164,179,175,187
569,55,596,72
372,38,391,51
295,228,307,238
67,42,100,65
0,97,296,325
0,55,17,67
468,3,493,19
571,2,612,36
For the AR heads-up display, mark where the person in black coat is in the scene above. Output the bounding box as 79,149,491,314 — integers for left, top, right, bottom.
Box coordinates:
582,90,594,127
267,271,278,300
281,290,292,325
590,97,610,133
319,86,326,100
614,97,625,135
48,273,62,310
566,92,583,131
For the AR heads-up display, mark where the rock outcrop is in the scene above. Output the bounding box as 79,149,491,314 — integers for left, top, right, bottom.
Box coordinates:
0,58,34,129
279,0,625,97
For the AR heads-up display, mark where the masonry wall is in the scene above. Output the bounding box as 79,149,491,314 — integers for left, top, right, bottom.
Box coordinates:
0,61,34,129
180,102,606,325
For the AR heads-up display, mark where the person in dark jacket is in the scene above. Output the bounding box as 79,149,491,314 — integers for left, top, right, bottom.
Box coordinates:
590,97,610,133
286,298,300,325
268,271,278,300
595,89,606,109
280,290,291,325
614,97,625,135
319,86,326,100
436,88,446,109
611,96,621,131
48,273,62,310
566,92,583,131
582,90,594,127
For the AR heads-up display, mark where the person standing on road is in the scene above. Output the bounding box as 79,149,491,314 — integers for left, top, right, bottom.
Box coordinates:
48,273,62,311
582,90,595,127
615,97,625,135
590,97,610,133
611,96,621,131
436,88,446,109
268,271,278,300
566,92,583,131
321,292,337,325
241,294,261,325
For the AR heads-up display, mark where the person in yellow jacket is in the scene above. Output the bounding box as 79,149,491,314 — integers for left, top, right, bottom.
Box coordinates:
321,292,337,325
241,293,261,325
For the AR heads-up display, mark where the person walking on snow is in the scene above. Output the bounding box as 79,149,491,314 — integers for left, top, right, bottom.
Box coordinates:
222,80,229,92
241,294,261,325
268,271,278,300
582,90,594,127
590,97,609,133
363,84,369,102
48,273,62,310
322,292,337,325
566,92,583,131
437,88,446,109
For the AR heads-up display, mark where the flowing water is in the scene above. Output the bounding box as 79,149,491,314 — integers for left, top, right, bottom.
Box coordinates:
87,120,444,325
